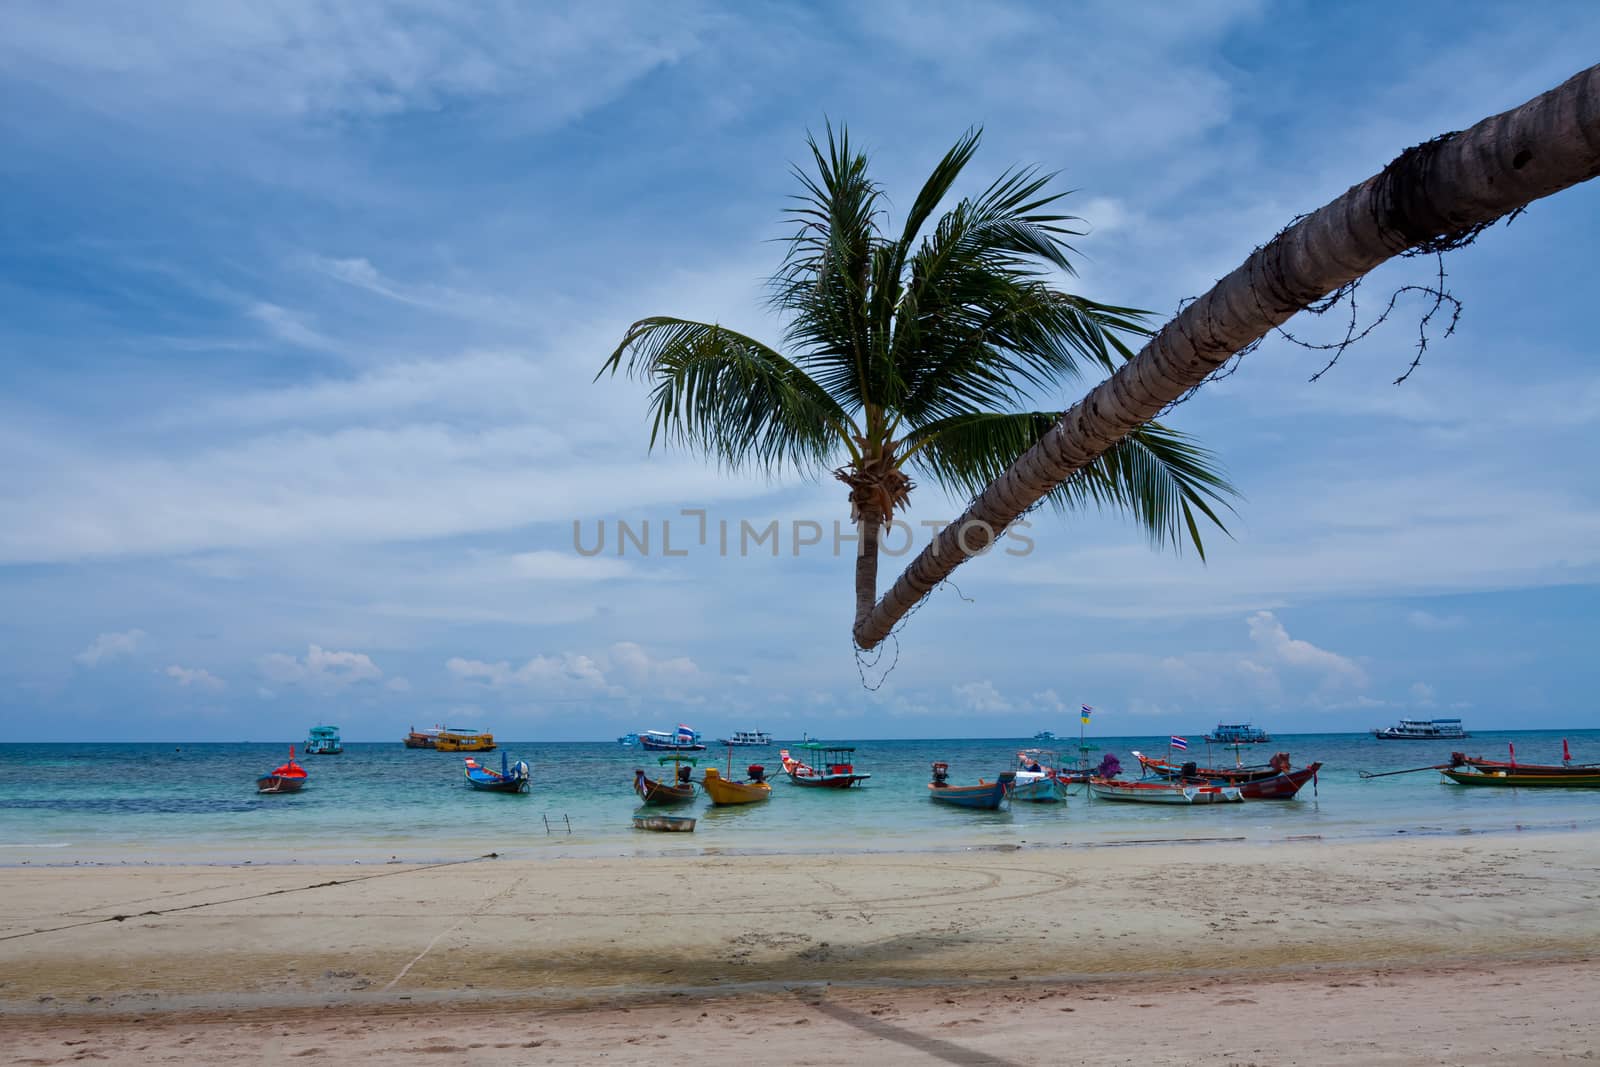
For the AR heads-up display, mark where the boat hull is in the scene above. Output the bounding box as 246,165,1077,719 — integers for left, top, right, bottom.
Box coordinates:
634,770,696,805
1008,774,1064,803
436,733,496,752
1088,779,1243,804
1442,768,1600,788
928,773,1014,810
701,770,771,805
633,815,696,832
255,775,305,794
639,738,707,752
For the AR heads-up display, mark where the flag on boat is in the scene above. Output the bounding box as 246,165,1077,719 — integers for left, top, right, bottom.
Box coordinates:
676,724,696,741
1170,735,1188,751
1080,704,1093,724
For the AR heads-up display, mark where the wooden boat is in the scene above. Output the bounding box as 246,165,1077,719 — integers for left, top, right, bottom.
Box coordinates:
1450,743,1600,776
1011,750,1066,802
702,763,772,805
1134,751,1322,799
1441,767,1600,788
634,756,697,805
927,763,1015,810
780,744,871,788
1087,778,1243,804
435,727,495,752
463,753,530,793
633,814,696,832
256,746,308,793
404,725,441,749
640,725,706,752
304,724,342,755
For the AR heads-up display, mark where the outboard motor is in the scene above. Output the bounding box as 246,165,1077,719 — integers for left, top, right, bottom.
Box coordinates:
1181,761,1198,778
747,764,766,783
676,764,691,784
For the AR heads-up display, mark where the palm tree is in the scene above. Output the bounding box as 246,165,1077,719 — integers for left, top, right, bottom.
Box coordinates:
852,62,1600,650
599,125,1236,641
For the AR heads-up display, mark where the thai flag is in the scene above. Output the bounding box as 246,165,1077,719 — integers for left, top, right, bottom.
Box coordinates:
1170,735,1188,751
1080,704,1093,724
676,724,695,741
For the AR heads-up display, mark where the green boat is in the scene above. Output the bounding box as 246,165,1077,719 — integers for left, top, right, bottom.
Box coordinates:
305,724,343,755
1441,767,1600,788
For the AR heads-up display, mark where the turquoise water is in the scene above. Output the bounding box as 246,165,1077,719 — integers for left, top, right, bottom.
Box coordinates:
2,731,1597,865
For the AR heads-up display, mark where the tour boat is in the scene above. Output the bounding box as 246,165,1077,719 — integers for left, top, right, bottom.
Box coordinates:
403,725,441,749
714,730,772,747
1087,778,1243,804
617,732,640,746
434,728,496,752
256,746,308,794
927,762,1015,810
701,764,772,805
780,744,871,788
1203,722,1271,744
1372,718,1468,740
634,756,698,805
639,725,706,752
304,724,342,755
463,753,530,793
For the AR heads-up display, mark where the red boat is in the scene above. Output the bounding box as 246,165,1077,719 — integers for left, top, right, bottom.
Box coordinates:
780,744,871,788
1134,750,1321,800
256,746,308,794
1451,742,1599,777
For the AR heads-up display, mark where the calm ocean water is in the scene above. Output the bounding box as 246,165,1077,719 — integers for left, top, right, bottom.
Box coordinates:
3,731,1597,865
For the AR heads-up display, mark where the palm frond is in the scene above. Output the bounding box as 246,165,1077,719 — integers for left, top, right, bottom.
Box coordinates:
904,412,1236,558
600,317,856,473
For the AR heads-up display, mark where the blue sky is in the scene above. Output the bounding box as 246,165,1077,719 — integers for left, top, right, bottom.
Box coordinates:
3,1,1599,742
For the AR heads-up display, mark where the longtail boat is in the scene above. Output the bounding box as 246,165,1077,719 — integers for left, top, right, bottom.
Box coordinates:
1134,751,1322,800
1450,741,1600,777
702,762,772,805
780,744,871,788
256,746,308,794
633,814,696,832
1087,778,1243,804
634,755,697,805
1442,767,1600,788
463,753,530,793
927,763,1016,810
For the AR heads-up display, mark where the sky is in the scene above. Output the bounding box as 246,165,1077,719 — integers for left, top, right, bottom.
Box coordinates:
3,1,1599,742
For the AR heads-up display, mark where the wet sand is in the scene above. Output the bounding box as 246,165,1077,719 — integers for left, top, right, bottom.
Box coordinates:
3,832,1598,1062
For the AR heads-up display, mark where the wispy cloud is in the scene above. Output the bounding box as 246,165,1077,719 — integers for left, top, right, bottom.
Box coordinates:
75,629,145,667
164,664,225,691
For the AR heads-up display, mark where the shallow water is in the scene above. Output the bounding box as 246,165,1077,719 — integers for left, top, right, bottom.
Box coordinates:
2,731,1596,865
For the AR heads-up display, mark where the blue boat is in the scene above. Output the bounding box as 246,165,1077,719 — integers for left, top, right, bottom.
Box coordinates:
927,762,1016,810
463,752,530,793
618,732,640,746
639,725,706,752
1204,722,1271,744
304,725,343,755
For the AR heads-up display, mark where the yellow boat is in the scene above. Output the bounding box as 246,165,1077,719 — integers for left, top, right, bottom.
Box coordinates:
702,764,772,805
434,728,496,752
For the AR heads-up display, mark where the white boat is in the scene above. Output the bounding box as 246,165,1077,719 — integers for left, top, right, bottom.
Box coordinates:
1372,718,1469,740
1087,778,1243,804
715,730,772,746
1011,749,1066,802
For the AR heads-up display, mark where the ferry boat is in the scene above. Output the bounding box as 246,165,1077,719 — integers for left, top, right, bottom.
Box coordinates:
1372,718,1468,740
715,730,772,747
403,725,442,749
434,727,496,752
1031,730,1058,743
639,725,706,752
1204,722,1271,744
617,732,640,746
304,725,343,755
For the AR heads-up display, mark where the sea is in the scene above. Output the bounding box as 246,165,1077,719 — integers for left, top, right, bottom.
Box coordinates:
2,730,1597,866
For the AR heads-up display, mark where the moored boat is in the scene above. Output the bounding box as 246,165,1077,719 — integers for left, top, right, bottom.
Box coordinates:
635,755,698,805
1133,751,1322,799
927,762,1015,810
256,746,308,793
1372,718,1468,740
403,725,441,749
304,724,342,755
435,727,496,752
1450,741,1600,776
463,752,530,793
1087,778,1243,804
640,725,706,752
780,744,871,788
633,814,696,832
1012,750,1066,802
702,763,772,805
1441,767,1600,788
1204,722,1271,744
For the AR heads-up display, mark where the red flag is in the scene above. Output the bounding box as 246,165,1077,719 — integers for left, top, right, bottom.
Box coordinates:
1564,738,1573,764
1508,741,1516,767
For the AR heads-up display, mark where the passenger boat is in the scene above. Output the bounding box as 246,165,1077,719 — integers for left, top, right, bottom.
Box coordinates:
927,763,1015,810
434,728,496,752
702,763,772,805
633,814,696,832
304,724,343,755
634,756,698,805
256,746,308,793
1087,778,1243,804
1372,718,1468,740
463,753,530,793
1031,730,1058,742
404,725,442,749
715,730,772,747
1011,750,1066,802
639,725,706,752
780,744,871,788
1441,767,1600,788
1204,722,1271,744
1134,751,1321,800
617,732,640,746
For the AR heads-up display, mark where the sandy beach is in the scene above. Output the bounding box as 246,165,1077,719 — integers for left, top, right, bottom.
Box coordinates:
3,831,1599,1063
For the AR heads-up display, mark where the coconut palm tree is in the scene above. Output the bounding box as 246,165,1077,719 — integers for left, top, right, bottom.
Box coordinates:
599,125,1236,640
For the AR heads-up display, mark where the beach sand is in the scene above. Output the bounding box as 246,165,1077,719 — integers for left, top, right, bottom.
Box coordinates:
3,832,1598,1063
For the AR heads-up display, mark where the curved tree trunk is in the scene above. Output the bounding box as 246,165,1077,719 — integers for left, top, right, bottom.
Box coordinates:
853,501,884,634
855,62,1600,650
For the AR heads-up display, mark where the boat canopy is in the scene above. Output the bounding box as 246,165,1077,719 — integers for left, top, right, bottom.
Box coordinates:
796,742,854,753
656,755,697,765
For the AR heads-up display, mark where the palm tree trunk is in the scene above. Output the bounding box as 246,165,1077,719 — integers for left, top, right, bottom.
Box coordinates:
853,502,884,634
855,62,1600,650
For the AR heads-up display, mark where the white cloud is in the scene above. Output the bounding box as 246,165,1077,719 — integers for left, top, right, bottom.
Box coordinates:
260,644,383,688
1246,611,1366,687
1409,681,1437,707
385,676,412,693
247,302,338,352
165,664,225,691
75,629,145,667
445,642,703,699
953,680,1009,713
1032,688,1067,713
